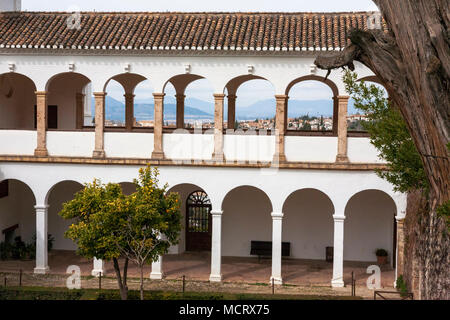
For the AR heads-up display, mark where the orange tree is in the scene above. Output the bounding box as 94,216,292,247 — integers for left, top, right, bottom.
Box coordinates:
59,165,181,300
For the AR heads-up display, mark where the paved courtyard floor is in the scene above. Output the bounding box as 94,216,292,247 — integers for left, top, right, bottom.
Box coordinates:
0,250,396,299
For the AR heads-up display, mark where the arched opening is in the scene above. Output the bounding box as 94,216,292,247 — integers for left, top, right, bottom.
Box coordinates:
46,180,84,251
222,186,272,257
344,190,396,267
285,76,338,134
220,185,273,282
103,73,150,129
165,183,209,254
164,75,214,130
133,79,154,128
224,76,275,131
153,183,211,280
0,179,36,261
45,72,92,130
104,79,126,126
283,189,334,260
0,73,37,130
348,76,389,132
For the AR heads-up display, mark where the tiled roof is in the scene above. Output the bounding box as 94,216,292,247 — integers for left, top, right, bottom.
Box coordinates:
0,11,384,52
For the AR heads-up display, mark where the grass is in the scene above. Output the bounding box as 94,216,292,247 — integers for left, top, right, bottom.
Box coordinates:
0,286,361,300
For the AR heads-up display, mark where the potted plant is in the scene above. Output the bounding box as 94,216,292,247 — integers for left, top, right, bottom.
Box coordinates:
375,248,388,265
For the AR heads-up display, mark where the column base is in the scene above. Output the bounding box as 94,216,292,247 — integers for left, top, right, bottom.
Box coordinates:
331,278,345,288
91,269,105,277
92,150,106,158
150,272,164,280
34,266,50,274
34,148,48,157
270,276,283,285
212,152,224,162
151,151,165,160
209,274,222,282
335,155,349,163
272,153,287,163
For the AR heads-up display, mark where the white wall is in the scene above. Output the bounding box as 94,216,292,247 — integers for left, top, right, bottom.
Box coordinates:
105,132,154,158
285,136,337,163
47,131,95,157
347,137,384,163
224,134,275,162
163,133,213,160
0,130,36,155
283,189,334,260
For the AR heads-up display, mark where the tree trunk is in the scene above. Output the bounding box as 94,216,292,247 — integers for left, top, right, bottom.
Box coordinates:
113,257,129,300
140,265,144,300
315,0,449,299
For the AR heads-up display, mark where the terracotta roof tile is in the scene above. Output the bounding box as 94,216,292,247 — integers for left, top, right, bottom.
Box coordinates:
0,11,385,52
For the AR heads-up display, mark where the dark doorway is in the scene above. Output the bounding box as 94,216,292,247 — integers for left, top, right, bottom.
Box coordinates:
186,190,212,251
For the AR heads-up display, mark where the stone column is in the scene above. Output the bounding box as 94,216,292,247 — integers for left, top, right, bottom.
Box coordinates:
395,217,405,279
336,96,350,163
331,215,345,287
150,256,164,280
270,212,284,285
92,92,106,158
332,96,339,136
176,93,185,129
124,93,135,131
227,94,237,129
34,205,49,274
209,210,223,282
34,91,48,157
76,92,85,130
92,257,105,276
152,93,165,159
273,95,288,163
212,94,225,161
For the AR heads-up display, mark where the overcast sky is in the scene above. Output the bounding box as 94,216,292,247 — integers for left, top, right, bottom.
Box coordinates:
23,0,378,12
22,0,378,106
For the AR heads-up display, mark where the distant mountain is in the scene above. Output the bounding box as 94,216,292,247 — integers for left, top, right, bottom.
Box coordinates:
93,96,213,121
94,96,360,121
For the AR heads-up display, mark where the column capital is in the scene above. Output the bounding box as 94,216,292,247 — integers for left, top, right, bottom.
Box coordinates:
395,216,406,222
153,92,166,99
175,93,186,99
210,210,223,216
336,95,350,101
271,212,284,219
213,93,226,99
227,94,237,99
275,94,288,100
35,91,48,96
124,92,135,98
332,215,346,221
93,92,107,97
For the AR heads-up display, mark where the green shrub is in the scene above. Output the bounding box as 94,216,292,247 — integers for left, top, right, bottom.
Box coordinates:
396,275,409,298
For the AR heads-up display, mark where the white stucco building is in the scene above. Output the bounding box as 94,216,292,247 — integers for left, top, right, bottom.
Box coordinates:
0,1,406,287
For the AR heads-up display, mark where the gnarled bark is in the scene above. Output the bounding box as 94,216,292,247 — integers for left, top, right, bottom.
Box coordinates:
315,0,449,299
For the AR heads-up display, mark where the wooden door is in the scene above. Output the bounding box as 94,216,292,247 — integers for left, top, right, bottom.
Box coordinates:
186,191,212,251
